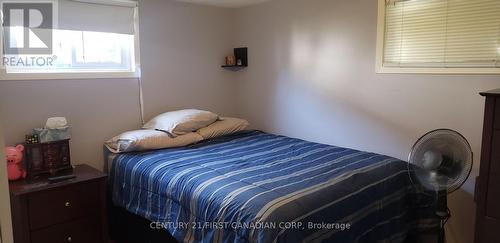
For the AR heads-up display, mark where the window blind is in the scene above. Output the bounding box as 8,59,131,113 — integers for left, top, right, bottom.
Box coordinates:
58,0,137,34
383,0,500,68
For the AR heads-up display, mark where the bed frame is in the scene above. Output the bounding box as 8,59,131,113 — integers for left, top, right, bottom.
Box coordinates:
107,201,432,243
108,199,178,243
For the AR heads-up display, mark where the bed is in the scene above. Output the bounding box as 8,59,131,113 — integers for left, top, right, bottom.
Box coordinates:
107,130,438,243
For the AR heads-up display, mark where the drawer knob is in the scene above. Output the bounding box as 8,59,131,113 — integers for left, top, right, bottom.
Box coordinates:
67,236,72,242
65,201,70,207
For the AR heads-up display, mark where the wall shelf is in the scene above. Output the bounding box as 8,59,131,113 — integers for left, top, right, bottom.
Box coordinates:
222,47,248,71
221,65,246,72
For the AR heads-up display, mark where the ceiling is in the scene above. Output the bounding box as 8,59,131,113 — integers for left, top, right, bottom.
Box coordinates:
176,0,273,8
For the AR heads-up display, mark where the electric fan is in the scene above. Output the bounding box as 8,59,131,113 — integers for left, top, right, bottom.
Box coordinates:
408,129,473,243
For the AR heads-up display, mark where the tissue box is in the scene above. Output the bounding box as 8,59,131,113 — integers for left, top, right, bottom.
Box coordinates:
33,126,71,143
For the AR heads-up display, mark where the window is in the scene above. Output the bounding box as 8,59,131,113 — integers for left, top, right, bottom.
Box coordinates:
6,29,134,73
376,0,500,74
0,0,139,79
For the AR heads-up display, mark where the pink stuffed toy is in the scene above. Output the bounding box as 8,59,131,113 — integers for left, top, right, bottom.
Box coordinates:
5,145,27,181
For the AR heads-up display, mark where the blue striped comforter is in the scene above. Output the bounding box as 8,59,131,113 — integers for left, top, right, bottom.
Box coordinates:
109,131,437,243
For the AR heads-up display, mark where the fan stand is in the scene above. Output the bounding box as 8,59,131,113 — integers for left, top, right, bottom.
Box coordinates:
436,190,451,243
408,129,472,243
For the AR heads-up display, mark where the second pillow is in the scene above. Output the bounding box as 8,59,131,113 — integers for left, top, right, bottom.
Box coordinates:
197,117,249,140
143,109,219,136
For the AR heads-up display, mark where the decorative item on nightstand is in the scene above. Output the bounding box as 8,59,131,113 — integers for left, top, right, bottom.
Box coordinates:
25,139,72,178
5,145,27,181
25,134,39,144
25,117,73,178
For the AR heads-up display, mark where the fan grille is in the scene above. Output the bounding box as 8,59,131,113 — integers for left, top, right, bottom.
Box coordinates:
408,129,473,193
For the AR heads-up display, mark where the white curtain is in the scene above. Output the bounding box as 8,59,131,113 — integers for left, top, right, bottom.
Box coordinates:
57,0,137,34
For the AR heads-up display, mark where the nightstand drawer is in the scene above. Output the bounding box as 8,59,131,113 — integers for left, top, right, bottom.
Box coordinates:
28,180,102,230
30,216,102,243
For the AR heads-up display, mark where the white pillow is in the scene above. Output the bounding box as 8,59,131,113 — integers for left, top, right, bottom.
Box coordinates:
105,130,203,153
143,109,219,136
197,117,249,140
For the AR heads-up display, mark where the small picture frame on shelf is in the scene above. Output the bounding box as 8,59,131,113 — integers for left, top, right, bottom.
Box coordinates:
226,55,236,66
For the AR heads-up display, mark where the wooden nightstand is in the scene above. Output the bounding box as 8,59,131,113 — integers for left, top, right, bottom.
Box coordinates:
9,164,108,243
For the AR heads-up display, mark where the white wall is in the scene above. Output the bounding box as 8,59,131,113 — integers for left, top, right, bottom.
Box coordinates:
234,0,500,242
139,0,238,121
0,0,237,170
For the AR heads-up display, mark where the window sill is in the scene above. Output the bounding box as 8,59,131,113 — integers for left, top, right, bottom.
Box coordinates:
0,71,139,80
376,67,500,75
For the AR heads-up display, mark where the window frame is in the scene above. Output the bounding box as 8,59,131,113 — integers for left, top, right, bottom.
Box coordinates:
0,0,141,80
375,0,500,74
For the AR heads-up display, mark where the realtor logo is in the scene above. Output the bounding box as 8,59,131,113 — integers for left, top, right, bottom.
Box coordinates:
2,2,53,54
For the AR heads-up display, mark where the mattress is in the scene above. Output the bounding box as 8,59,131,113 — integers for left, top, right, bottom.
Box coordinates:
108,130,438,243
